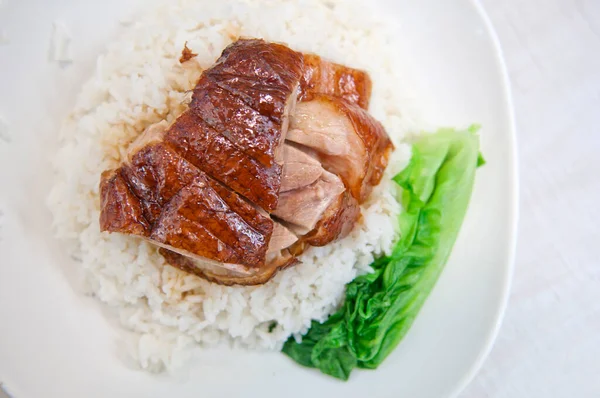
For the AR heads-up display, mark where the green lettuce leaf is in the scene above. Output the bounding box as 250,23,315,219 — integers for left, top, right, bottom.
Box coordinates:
282,126,481,380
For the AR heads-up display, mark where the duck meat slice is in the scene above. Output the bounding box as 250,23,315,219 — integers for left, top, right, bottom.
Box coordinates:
211,39,304,93
268,222,299,253
191,38,304,167
300,189,360,247
99,39,393,287
287,94,393,203
99,169,151,236
165,110,281,211
273,169,345,235
100,137,275,272
280,144,323,192
299,53,372,110
149,175,271,267
159,219,298,286
208,75,297,126
191,79,285,167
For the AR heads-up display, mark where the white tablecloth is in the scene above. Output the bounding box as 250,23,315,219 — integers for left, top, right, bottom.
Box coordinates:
462,1,600,397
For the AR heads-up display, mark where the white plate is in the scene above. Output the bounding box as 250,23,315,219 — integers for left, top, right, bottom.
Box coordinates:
0,0,517,397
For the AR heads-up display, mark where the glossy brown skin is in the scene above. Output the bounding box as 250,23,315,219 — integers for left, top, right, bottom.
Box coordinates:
121,140,203,223
165,110,281,212
338,97,394,199
100,141,273,268
160,186,359,286
191,38,304,167
212,39,305,114
299,54,372,110
100,170,150,236
211,74,295,125
150,175,270,267
191,78,282,168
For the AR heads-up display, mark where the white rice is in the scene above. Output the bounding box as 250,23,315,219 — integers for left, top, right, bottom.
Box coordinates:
47,0,422,372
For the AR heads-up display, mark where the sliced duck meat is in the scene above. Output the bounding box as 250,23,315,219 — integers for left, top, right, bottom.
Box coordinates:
191,38,304,167
268,222,299,253
211,75,297,126
100,136,276,272
273,170,345,235
121,123,202,223
165,110,281,211
100,170,150,236
287,94,393,203
301,190,360,247
149,175,271,267
212,39,304,98
191,79,285,167
100,119,298,285
99,39,394,287
280,144,323,192
299,54,372,110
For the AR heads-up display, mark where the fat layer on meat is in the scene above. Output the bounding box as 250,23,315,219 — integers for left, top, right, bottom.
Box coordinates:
299,53,372,110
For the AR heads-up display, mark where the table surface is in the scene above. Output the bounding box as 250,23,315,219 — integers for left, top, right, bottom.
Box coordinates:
1,1,598,397
462,0,600,397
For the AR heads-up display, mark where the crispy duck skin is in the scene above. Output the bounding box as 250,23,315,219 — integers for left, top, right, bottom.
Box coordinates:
121,127,204,224
191,79,283,168
213,39,305,101
100,170,151,236
181,38,304,210
100,140,273,269
299,54,372,110
165,110,281,212
150,176,270,266
191,38,304,167
158,217,298,286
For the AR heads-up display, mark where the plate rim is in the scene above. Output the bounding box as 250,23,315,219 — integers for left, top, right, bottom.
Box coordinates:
448,1,519,396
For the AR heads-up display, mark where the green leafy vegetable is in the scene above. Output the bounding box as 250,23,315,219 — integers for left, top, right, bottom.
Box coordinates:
282,126,481,380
